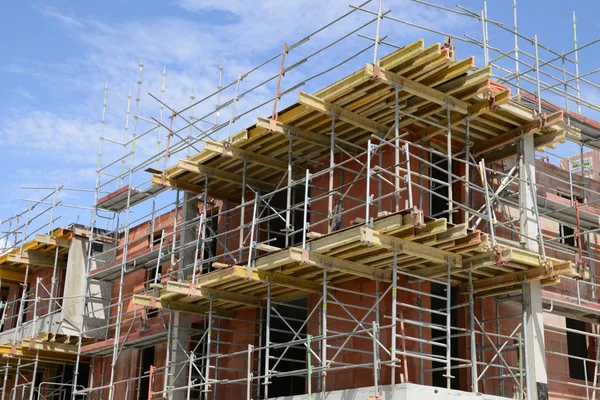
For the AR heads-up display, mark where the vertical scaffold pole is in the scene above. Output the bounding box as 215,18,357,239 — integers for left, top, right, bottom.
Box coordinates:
263,283,271,400
573,11,582,114
464,116,471,226
513,0,521,95
366,140,373,225
226,73,242,142
188,88,195,158
469,270,477,393
372,0,383,65
533,35,542,114
446,106,453,223
445,258,452,389
394,84,401,212
390,249,398,400
404,144,413,209
239,158,247,257
481,10,489,66
285,138,293,247
204,299,214,394
246,344,253,400
321,270,328,400
328,114,336,233
302,170,310,250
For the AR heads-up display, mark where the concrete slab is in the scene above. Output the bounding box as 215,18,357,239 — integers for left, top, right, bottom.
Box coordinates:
273,383,511,400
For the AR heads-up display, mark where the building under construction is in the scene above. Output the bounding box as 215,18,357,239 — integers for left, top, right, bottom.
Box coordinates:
3,1,600,399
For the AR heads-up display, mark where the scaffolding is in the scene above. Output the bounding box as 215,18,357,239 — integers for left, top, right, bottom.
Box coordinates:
4,0,600,399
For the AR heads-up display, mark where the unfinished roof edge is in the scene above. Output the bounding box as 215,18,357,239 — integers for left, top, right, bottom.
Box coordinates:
153,39,580,201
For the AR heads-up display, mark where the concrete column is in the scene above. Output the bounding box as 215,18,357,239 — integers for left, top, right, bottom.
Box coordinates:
63,236,112,337
169,191,197,400
519,135,548,400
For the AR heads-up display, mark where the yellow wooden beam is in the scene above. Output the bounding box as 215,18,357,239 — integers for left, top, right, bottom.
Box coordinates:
133,294,217,315
151,175,240,203
7,251,67,268
165,281,263,307
232,266,321,292
289,247,391,282
35,234,71,248
204,140,290,171
256,117,359,154
365,64,470,114
471,111,564,157
298,91,389,135
178,159,275,191
0,268,26,285
413,79,511,142
0,344,80,363
361,227,462,266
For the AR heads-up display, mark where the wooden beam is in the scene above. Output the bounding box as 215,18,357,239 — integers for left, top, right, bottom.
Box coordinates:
484,129,566,163
0,268,26,285
178,159,275,191
413,88,511,142
7,251,67,268
467,263,571,294
366,64,470,114
0,345,80,363
361,227,462,266
257,117,358,154
298,91,389,135
232,266,321,293
471,111,564,156
133,294,225,315
165,281,263,307
204,140,292,171
19,339,78,354
151,175,240,203
289,247,391,282
35,234,71,248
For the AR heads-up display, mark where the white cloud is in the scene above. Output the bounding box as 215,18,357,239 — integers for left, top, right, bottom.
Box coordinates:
38,6,84,28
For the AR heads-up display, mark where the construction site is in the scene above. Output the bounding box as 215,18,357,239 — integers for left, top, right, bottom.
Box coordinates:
3,1,600,399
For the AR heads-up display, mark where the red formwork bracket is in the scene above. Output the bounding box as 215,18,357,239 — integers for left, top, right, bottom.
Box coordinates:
410,206,426,229
370,64,382,82
493,245,504,265
300,249,311,265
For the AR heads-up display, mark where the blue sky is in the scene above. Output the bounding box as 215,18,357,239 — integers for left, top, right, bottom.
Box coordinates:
1,0,600,233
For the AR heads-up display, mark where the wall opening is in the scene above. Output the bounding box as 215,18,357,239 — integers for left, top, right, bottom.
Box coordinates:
560,224,576,247
268,186,306,248
430,282,459,390
61,363,89,399
260,297,308,397
139,346,156,400
566,318,591,381
430,153,450,221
